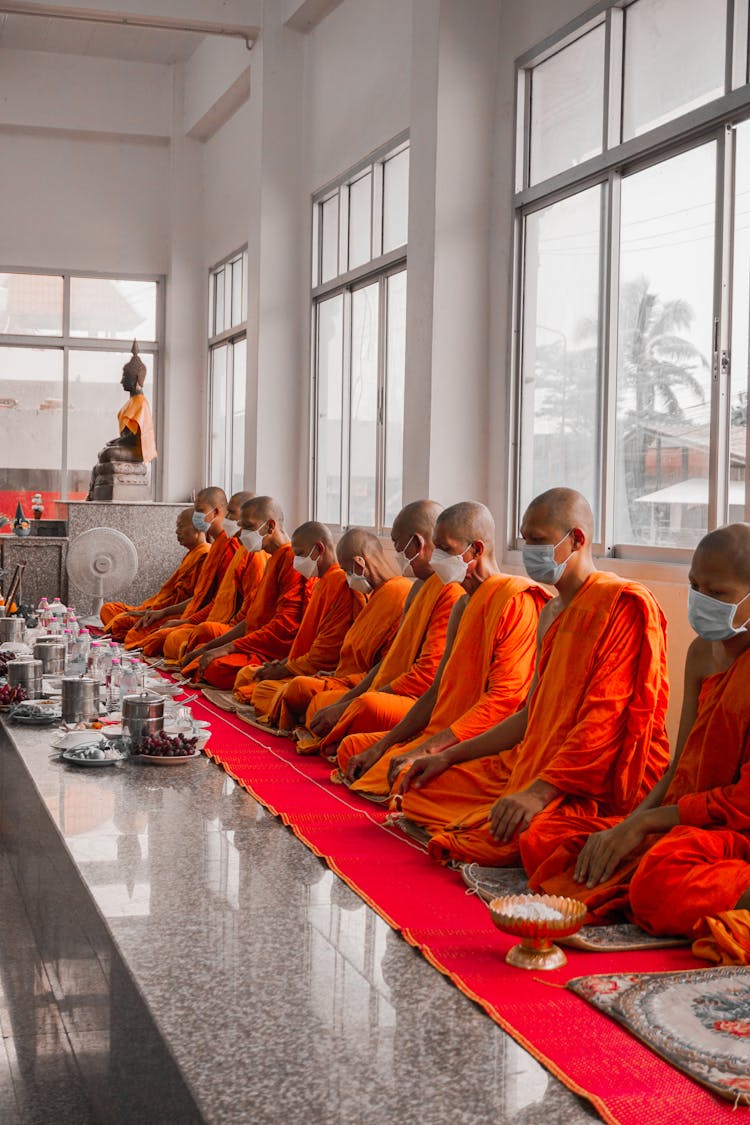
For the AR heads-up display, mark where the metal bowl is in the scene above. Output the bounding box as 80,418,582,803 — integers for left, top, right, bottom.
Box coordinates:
489,893,587,971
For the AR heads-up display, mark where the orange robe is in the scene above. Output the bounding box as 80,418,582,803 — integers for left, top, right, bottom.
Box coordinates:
133,531,239,654
397,571,670,866
100,542,209,640
283,576,413,742
234,566,365,725
349,574,546,795
201,544,311,690
316,574,463,753
529,647,750,936
162,548,267,664
118,394,156,462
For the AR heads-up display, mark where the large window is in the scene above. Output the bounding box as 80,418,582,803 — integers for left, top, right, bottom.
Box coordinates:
0,271,161,518
311,138,408,531
208,249,247,495
514,0,750,556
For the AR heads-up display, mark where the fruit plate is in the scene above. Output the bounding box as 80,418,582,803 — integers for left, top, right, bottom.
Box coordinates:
131,749,202,766
60,748,127,767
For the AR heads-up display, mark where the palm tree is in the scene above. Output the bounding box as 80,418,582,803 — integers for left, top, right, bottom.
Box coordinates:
617,276,708,538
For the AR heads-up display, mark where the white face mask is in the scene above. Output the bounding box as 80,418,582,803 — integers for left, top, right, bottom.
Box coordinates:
430,546,470,585
293,548,319,579
346,562,372,595
240,521,269,553
521,531,572,585
224,519,240,538
394,535,419,579
687,586,750,642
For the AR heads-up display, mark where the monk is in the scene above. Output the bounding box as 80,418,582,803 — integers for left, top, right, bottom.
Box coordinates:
195,497,310,690
100,508,209,641
157,491,260,666
392,488,670,866
524,524,750,946
131,487,238,654
232,521,365,730
309,500,464,757
283,528,413,750
345,501,548,802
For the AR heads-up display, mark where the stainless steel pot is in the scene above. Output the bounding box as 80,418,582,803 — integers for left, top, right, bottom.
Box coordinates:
122,692,164,749
33,640,66,674
0,618,25,644
8,659,44,699
61,677,101,723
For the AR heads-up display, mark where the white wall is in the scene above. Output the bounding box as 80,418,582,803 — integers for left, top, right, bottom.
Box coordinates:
0,131,170,274
306,0,412,189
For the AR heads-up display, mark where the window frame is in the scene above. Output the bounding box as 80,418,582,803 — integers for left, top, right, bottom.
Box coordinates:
310,135,409,534
0,265,164,501
510,0,750,561
207,247,248,495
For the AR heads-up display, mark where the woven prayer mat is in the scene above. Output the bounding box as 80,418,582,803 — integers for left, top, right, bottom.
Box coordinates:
152,677,743,1124
568,966,750,1105
460,865,689,952
199,687,238,711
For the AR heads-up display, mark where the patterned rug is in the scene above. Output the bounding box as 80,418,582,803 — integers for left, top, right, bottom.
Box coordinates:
569,967,750,1104
460,865,689,952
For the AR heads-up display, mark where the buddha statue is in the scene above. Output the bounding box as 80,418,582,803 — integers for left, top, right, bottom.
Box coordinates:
87,341,157,501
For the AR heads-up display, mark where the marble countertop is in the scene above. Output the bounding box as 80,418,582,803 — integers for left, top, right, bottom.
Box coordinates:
2,718,598,1125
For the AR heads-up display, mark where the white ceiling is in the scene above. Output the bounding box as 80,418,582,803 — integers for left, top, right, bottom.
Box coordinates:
0,12,204,63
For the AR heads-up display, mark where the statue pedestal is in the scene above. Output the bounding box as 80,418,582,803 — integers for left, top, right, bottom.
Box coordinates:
88,461,152,502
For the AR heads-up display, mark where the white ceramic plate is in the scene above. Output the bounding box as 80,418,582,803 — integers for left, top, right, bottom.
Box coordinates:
60,748,127,767
52,730,107,751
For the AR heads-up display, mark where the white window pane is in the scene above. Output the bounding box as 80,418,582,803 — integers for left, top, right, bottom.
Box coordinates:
519,187,602,528
315,295,344,524
383,149,409,253
321,196,339,284
623,0,726,141
67,350,155,499
348,172,372,270
614,144,715,548
0,273,63,337
384,271,406,527
214,270,226,337
70,278,157,341
349,283,379,528
231,339,246,494
0,347,64,504
231,259,243,327
529,26,605,185
210,345,228,488
730,121,750,521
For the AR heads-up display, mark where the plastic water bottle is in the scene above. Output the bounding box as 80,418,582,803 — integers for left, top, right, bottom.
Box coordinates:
109,657,122,710
78,629,91,669
119,658,140,704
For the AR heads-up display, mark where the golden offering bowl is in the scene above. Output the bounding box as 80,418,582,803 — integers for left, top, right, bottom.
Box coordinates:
489,893,587,971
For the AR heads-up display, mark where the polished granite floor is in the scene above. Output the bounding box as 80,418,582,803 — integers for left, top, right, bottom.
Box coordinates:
1,719,602,1124
0,854,95,1124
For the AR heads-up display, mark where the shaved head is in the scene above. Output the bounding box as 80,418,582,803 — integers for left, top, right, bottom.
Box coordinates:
695,524,750,585
392,500,443,543
337,527,385,568
229,490,255,509
292,521,334,553
195,486,227,513
524,488,594,540
436,501,495,549
243,495,285,526
177,507,194,526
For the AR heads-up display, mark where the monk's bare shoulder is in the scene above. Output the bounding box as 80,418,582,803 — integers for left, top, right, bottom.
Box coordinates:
537,596,564,644
686,635,728,680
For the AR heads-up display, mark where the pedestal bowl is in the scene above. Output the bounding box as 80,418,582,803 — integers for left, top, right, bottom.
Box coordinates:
489,893,587,971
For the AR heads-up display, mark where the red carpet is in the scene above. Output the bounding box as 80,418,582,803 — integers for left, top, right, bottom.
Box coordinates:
187,691,745,1125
